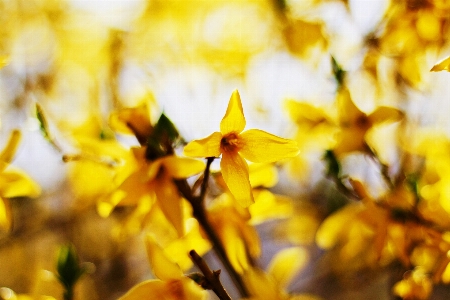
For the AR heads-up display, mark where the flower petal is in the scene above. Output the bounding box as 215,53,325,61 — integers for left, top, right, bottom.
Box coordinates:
0,168,41,198
154,176,185,237
431,55,450,72
337,87,365,126
161,156,205,179
109,103,153,143
118,279,168,300
368,106,404,125
0,197,12,234
183,132,222,158
239,129,299,163
221,151,253,207
220,90,246,134
146,235,183,280
0,130,21,170
266,247,309,290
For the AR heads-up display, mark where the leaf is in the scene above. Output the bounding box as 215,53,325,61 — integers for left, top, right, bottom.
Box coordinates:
56,244,86,290
331,56,345,88
146,113,182,160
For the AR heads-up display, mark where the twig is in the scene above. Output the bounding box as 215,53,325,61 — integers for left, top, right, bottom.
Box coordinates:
189,250,232,300
174,157,250,298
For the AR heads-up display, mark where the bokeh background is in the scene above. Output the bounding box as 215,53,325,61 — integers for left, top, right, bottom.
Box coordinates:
1,0,450,299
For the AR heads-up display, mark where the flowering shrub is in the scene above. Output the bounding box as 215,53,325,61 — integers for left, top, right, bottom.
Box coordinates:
2,1,450,300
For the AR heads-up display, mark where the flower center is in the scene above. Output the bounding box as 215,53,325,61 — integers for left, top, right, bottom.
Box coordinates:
221,133,240,153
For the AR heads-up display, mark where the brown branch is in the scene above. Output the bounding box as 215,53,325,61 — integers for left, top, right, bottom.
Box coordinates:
174,157,250,298
189,250,232,300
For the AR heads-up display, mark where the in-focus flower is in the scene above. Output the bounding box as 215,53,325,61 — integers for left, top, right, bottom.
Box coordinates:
184,90,299,207
118,235,207,300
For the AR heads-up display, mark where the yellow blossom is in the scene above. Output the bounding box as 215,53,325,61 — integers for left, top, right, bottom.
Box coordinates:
0,130,41,235
333,87,403,156
242,247,313,300
118,235,207,300
184,90,299,207
110,149,205,237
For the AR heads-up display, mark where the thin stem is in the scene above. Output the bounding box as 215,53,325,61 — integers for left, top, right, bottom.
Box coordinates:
174,157,250,298
189,249,232,300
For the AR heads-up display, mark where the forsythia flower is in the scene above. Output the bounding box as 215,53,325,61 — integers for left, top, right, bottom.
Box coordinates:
243,247,314,300
333,87,403,156
118,235,207,300
110,148,205,237
0,130,41,234
184,90,299,207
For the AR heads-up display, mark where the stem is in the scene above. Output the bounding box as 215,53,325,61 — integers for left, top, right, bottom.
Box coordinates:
63,288,73,300
175,157,250,298
189,249,232,300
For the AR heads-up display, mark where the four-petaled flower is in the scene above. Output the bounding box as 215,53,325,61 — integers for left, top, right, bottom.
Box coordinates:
184,90,299,207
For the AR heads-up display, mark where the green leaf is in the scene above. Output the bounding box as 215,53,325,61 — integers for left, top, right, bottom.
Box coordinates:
331,56,345,88
323,149,340,178
145,113,183,160
56,244,86,295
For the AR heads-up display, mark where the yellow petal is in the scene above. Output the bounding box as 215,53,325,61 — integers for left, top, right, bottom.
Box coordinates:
154,176,185,237
266,247,309,290
117,279,168,300
146,235,183,280
109,103,153,141
248,163,278,188
221,151,253,207
250,190,293,224
183,132,222,158
0,130,21,170
285,100,332,127
164,218,211,271
0,168,41,198
117,167,153,206
220,90,246,134
0,197,12,233
161,156,205,179
431,55,450,72
368,106,403,125
315,203,363,249
243,268,280,299
337,87,365,126
0,55,8,68
239,129,299,163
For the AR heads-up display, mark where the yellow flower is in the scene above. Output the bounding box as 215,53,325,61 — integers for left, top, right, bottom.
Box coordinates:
184,90,299,207
109,148,205,237
242,247,313,300
118,235,207,300
333,87,403,156
0,130,41,235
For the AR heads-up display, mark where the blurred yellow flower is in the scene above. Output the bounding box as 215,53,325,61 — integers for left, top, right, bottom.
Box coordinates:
111,149,205,237
118,235,207,300
184,90,299,207
242,247,314,300
333,87,403,156
0,130,41,235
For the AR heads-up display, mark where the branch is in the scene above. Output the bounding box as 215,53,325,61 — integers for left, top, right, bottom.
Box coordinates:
189,250,232,300
174,157,250,297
